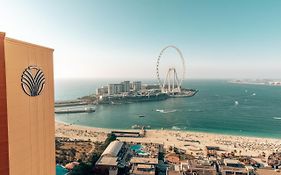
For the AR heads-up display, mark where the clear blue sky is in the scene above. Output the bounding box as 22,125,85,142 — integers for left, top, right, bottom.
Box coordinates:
1,0,281,79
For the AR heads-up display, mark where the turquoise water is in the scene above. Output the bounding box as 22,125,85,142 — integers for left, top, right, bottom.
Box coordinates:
131,144,149,155
55,79,281,138
56,165,68,175
131,144,143,151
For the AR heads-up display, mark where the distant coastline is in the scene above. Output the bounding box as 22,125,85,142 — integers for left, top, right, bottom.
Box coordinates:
229,79,281,86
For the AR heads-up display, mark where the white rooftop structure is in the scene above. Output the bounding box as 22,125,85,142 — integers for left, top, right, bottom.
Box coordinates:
96,141,124,167
224,159,242,166
102,140,124,157
96,156,118,166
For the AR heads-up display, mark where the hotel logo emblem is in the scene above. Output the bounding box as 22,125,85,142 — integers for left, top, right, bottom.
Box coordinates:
21,66,46,96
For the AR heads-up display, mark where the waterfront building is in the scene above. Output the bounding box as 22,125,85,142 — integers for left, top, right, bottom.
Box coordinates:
130,164,156,175
108,83,123,95
142,84,160,90
121,81,130,92
0,32,55,175
205,146,220,157
96,88,102,95
180,160,217,175
220,159,251,175
95,140,129,175
96,86,108,95
129,157,158,175
133,81,142,92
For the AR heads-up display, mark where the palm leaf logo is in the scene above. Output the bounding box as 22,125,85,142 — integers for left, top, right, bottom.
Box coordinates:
21,66,46,96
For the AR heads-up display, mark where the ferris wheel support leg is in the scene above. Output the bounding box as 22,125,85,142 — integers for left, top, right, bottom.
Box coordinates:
173,69,176,95
163,69,169,93
173,68,179,93
168,69,171,93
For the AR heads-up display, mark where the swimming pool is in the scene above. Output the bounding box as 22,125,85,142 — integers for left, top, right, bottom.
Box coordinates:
130,144,150,156
56,165,68,175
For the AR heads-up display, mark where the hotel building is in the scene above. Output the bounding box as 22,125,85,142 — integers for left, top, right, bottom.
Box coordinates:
121,81,130,92
108,83,123,95
0,32,55,175
132,81,142,92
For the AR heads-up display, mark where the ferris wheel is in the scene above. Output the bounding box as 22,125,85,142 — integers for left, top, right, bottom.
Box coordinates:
156,45,186,93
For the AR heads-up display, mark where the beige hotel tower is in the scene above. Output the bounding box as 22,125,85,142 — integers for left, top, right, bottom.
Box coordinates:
0,32,55,175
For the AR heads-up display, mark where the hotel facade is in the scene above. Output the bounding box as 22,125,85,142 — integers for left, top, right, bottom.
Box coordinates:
0,32,55,175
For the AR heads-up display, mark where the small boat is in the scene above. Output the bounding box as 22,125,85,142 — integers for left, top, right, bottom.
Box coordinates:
138,115,145,117
156,109,176,113
156,109,164,113
131,125,151,129
131,124,141,129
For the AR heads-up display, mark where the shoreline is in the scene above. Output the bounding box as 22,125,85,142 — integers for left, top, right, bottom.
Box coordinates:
55,120,281,158
55,119,281,140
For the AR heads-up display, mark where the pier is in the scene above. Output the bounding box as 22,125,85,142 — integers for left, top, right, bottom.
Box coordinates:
111,130,145,137
55,107,95,114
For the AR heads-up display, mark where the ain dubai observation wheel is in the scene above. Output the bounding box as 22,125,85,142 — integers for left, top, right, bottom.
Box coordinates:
156,45,186,94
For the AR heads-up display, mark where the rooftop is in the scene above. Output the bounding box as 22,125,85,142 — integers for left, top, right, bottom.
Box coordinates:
102,140,123,157
130,157,158,165
131,164,155,175
224,159,243,165
206,146,220,150
256,168,281,175
96,156,118,166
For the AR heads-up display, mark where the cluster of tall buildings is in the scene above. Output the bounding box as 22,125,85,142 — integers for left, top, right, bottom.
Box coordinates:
96,81,142,96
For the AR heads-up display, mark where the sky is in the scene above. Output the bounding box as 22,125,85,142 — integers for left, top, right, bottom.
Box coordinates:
0,0,281,79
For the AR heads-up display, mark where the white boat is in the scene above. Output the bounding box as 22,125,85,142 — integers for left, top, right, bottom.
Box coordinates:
156,109,176,113
156,109,164,113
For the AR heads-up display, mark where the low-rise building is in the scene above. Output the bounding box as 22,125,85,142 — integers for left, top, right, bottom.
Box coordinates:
142,84,160,90
130,157,158,165
181,160,217,175
96,86,108,95
220,159,252,175
256,167,281,175
130,164,156,175
205,146,220,157
95,140,128,175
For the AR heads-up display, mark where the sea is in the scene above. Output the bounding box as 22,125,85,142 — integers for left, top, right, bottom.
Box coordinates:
55,79,281,139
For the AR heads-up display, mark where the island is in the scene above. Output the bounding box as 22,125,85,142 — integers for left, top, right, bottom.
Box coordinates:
55,80,198,113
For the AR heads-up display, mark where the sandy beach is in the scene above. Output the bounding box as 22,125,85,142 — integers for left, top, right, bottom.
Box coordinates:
55,121,281,159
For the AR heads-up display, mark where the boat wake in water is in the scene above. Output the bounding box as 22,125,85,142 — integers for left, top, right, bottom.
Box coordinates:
186,109,203,112
156,109,177,113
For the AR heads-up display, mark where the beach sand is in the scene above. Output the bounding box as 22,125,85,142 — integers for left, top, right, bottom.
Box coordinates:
55,121,281,158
